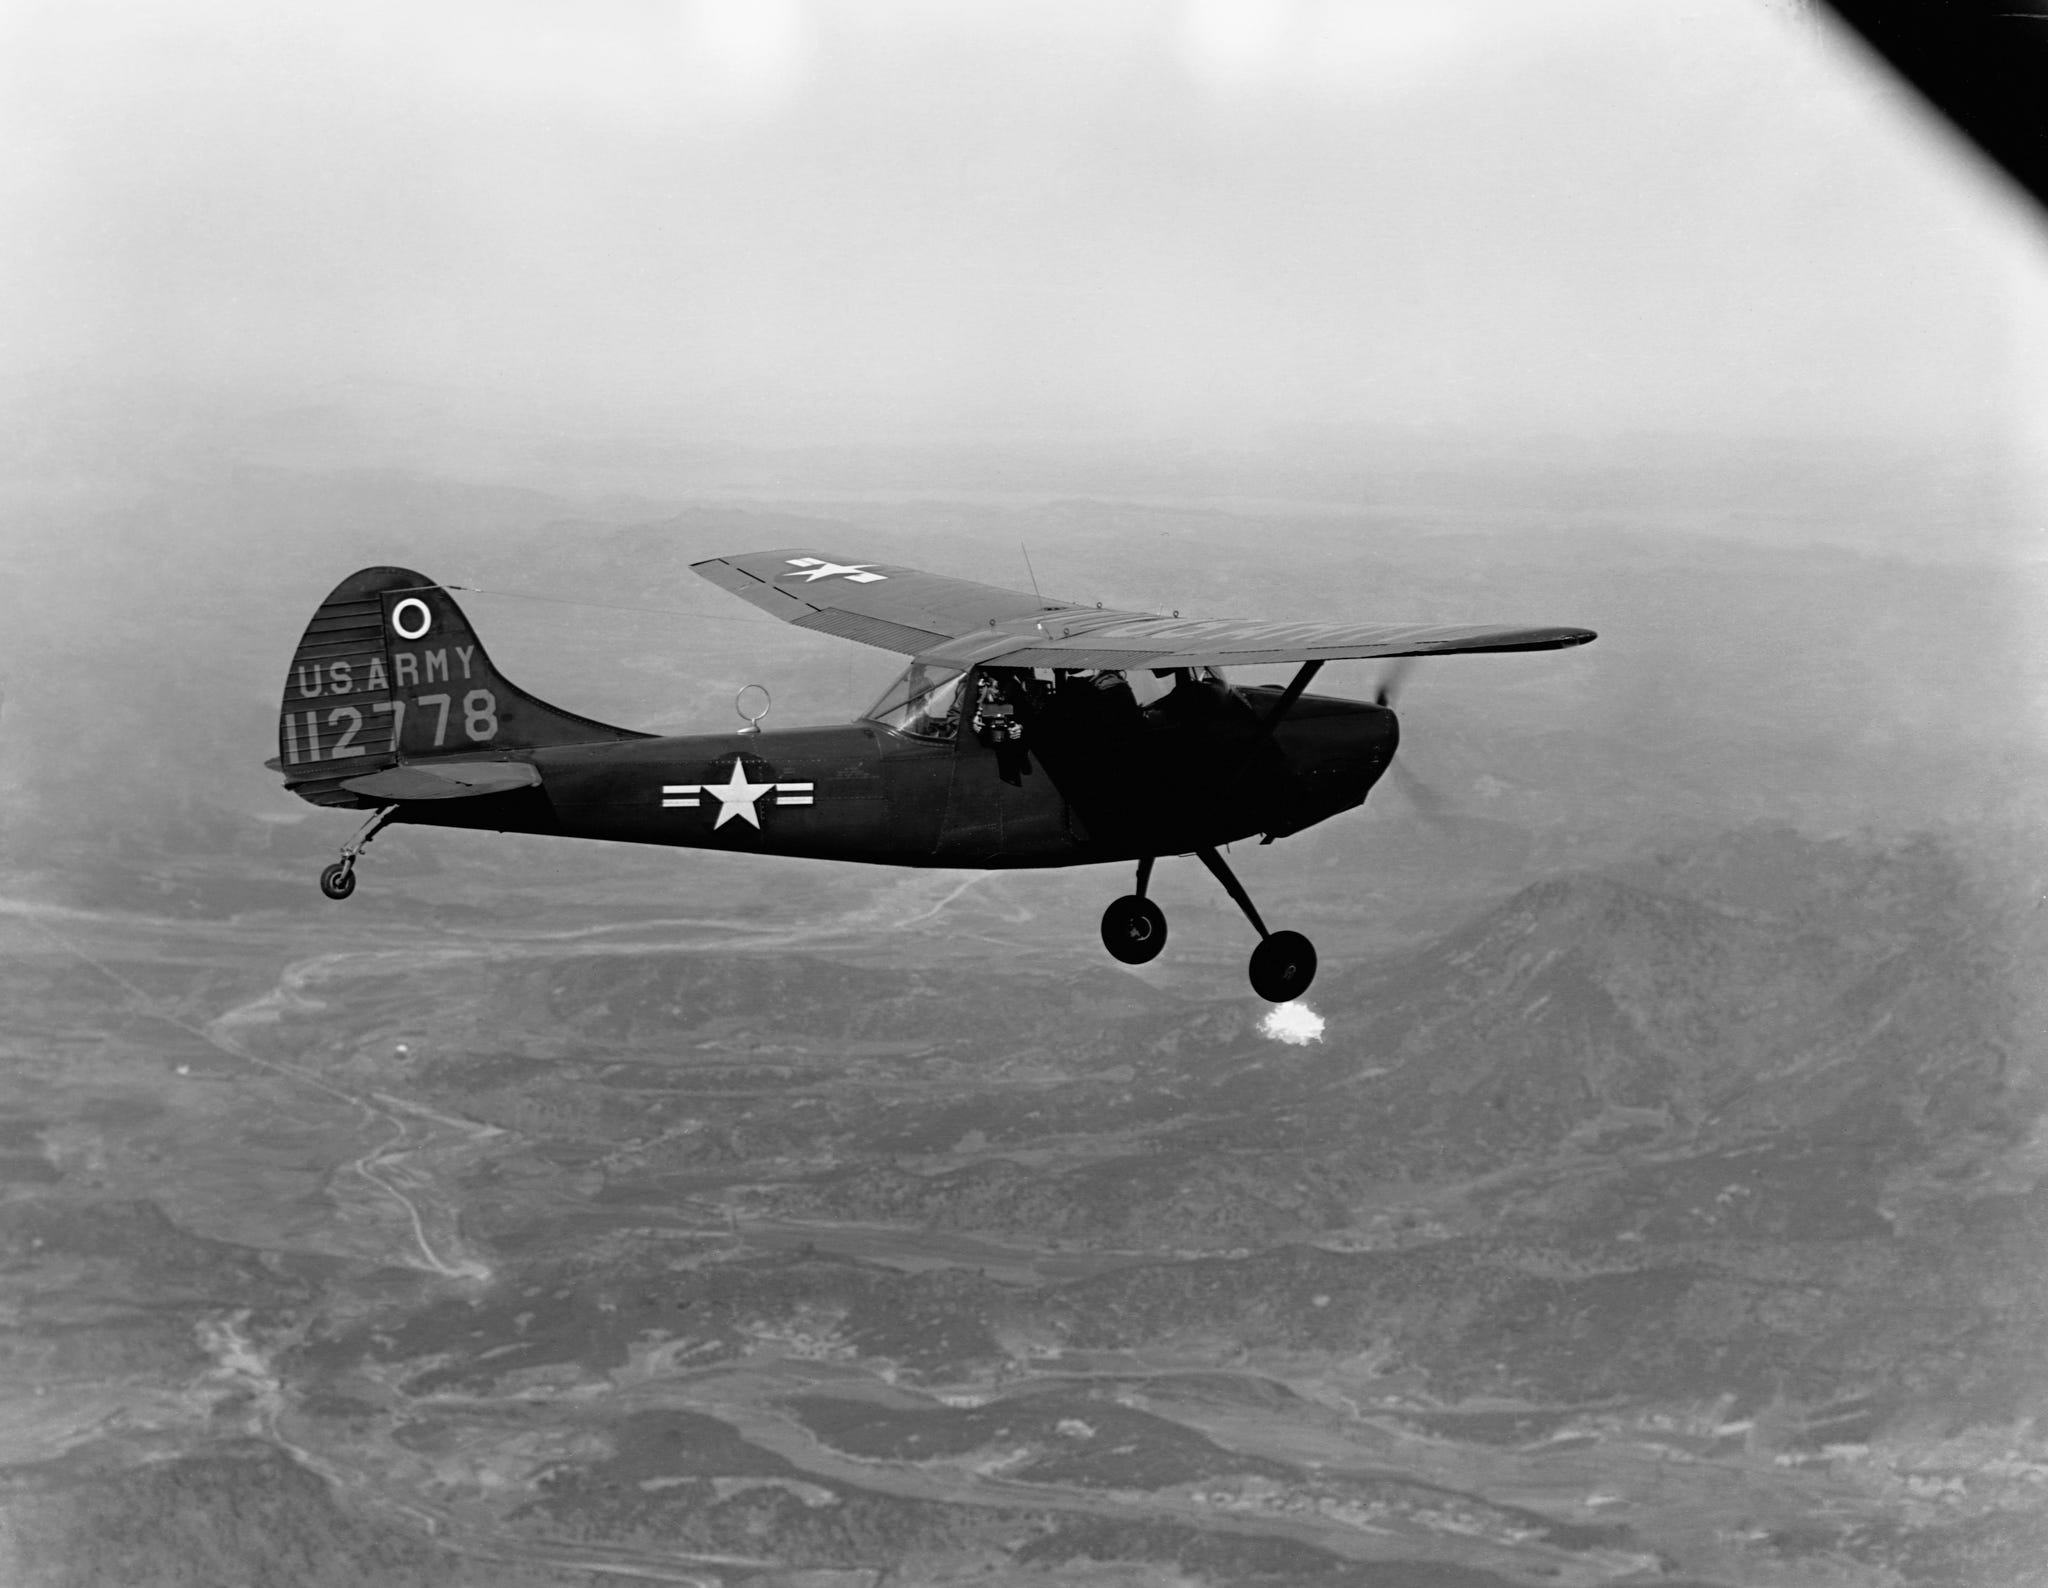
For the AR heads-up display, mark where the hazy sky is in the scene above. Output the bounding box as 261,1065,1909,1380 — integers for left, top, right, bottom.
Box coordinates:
3,0,2045,448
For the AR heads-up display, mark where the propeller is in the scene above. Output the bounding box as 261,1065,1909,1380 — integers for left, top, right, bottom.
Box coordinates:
1374,656,1418,709
1387,758,1457,825
1371,657,1456,823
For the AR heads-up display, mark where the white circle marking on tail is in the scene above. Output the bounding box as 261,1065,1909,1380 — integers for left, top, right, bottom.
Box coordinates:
391,598,432,640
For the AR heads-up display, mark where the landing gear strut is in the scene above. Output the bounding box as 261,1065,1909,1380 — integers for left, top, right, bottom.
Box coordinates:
1196,847,1316,1003
1097,850,1317,1001
318,805,398,902
1100,857,1167,964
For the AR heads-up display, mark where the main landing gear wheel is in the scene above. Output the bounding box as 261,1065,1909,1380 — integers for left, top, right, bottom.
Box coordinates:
318,862,356,901
1249,930,1316,1003
1101,895,1168,965
1101,850,1316,999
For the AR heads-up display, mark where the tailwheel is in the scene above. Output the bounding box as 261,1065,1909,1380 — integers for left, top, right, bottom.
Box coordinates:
1249,930,1316,1003
1101,895,1168,965
319,803,395,902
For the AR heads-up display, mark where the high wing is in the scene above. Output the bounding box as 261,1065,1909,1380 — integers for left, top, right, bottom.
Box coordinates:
693,549,1085,658
692,548,1594,670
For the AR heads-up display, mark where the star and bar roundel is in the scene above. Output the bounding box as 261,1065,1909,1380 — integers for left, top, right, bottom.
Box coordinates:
660,756,813,830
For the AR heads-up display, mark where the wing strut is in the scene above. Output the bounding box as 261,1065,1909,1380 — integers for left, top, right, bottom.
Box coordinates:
1197,847,1270,940
1260,660,1326,731
1194,848,1320,1001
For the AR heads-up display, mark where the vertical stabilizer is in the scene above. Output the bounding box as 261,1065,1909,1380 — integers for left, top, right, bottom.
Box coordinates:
275,568,644,798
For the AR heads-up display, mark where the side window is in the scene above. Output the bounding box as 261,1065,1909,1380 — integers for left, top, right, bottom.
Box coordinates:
904,672,963,739
863,664,963,740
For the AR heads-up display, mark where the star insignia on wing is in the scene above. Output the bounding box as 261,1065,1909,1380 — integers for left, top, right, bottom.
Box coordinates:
782,557,886,584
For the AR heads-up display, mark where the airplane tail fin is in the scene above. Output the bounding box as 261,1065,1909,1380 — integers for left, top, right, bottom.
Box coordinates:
274,567,645,799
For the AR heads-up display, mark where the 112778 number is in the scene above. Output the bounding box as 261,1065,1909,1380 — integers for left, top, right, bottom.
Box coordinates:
280,689,498,764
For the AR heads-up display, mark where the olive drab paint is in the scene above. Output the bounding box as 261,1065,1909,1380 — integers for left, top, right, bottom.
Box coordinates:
274,567,646,802
273,552,1591,1000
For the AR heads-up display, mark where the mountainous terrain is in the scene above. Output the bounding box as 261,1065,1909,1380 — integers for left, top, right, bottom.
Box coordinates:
4,449,2047,1584
5,808,2046,1585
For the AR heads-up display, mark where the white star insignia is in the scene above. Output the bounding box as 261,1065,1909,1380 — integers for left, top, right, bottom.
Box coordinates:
660,770,815,824
704,761,776,829
783,557,886,584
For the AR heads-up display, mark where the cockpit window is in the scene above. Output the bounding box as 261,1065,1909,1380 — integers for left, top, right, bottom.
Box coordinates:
863,663,964,740
1128,669,1174,708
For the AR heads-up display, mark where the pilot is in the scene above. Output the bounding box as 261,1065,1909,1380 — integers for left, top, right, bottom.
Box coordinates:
1050,668,1138,738
1088,669,1137,712
1145,666,1228,727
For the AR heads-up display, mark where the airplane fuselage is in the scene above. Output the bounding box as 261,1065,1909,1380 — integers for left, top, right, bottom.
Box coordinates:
398,682,1398,868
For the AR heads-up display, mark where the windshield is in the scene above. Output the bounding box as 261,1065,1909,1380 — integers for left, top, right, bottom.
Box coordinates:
863,663,964,740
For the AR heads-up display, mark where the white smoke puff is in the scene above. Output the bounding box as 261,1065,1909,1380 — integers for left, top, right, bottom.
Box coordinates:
1258,1001,1325,1045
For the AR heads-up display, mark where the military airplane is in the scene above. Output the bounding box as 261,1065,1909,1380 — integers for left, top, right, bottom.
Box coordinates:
271,552,1593,1001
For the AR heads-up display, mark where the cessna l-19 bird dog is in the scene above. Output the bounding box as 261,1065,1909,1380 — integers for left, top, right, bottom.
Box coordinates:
271,552,1594,1001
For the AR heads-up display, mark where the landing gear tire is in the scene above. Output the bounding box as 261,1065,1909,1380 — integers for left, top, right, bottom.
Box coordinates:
318,862,356,902
1249,930,1316,1002
1101,895,1168,965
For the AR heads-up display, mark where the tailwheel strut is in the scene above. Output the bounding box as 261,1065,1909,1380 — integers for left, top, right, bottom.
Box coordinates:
1101,855,1166,965
1196,846,1317,1003
319,804,398,903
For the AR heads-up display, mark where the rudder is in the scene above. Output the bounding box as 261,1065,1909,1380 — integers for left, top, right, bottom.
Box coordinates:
275,567,644,798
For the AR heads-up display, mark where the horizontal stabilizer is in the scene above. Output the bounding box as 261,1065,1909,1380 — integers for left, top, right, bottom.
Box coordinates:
339,761,542,801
